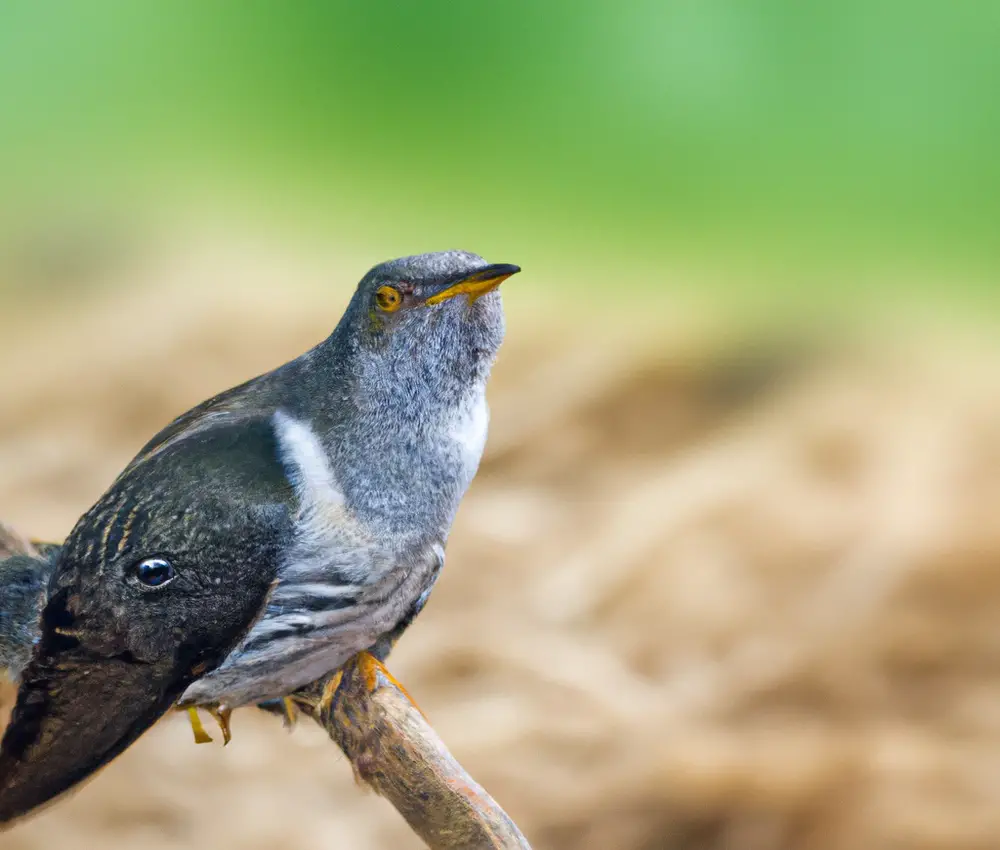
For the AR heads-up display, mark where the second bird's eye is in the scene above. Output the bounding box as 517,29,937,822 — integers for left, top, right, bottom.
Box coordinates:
375,285,403,312
133,557,176,589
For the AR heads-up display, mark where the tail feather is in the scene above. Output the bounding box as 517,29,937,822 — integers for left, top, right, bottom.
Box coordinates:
0,553,56,680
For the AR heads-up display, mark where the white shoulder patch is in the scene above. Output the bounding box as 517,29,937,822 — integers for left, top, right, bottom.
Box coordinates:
272,409,344,514
271,409,370,568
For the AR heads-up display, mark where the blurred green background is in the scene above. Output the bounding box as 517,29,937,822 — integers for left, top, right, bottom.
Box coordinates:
2,1,998,315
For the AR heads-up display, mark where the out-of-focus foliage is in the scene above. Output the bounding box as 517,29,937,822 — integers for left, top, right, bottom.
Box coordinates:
1,2,999,306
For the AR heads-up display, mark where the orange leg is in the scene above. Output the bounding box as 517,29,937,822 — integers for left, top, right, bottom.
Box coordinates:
355,651,426,719
280,697,299,729
317,670,344,717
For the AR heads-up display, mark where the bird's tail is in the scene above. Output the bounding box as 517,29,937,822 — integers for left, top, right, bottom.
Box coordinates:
0,552,55,680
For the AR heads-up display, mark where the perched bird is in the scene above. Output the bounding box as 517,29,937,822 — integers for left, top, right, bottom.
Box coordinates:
0,251,519,824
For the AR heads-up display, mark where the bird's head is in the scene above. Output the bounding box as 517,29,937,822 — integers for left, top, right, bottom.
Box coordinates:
337,251,519,387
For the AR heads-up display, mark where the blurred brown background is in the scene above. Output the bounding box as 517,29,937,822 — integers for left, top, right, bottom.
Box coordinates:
3,3,1000,849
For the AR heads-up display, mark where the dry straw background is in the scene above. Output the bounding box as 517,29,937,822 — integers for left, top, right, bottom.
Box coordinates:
2,230,1000,849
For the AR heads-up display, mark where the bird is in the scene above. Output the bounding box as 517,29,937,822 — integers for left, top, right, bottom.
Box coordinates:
0,251,519,824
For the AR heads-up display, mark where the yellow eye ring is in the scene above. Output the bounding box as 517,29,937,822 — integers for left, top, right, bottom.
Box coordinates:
375,285,403,312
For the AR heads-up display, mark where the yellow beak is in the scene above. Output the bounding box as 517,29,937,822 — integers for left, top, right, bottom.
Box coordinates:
424,263,521,305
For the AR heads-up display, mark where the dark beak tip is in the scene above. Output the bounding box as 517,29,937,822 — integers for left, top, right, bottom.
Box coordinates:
471,263,520,283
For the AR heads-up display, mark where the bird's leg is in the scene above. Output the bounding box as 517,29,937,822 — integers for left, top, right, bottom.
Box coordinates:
316,670,344,717
280,697,299,729
295,651,425,724
356,605,425,715
207,705,233,745
355,651,426,719
185,707,214,744
254,697,300,731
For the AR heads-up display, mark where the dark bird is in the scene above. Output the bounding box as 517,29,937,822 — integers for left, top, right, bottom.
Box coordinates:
0,251,519,824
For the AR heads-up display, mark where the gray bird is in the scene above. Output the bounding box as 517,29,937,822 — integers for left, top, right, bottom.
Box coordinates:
0,251,519,823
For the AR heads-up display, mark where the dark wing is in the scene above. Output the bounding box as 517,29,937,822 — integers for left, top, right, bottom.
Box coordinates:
123,372,273,474
0,415,295,826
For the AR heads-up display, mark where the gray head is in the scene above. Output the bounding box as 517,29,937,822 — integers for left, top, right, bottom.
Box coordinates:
329,251,519,402
300,252,520,540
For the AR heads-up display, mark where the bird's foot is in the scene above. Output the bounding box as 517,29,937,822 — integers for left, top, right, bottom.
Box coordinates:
355,651,426,719
313,653,425,720
254,696,300,731
317,670,344,717
181,704,232,745
185,706,214,744
280,697,299,730
208,705,233,745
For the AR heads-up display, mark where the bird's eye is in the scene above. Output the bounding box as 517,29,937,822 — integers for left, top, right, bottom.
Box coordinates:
133,557,175,589
375,285,403,312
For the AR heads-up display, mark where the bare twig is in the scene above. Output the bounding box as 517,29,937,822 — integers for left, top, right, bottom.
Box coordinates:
292,657,532,850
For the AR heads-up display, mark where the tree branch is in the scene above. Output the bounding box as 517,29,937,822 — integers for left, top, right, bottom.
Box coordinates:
292,657,532,850
0,522,532,849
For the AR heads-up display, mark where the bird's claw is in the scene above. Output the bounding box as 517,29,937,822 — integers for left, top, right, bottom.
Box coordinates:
356,651,426,719
280,697,299,730
208,705,233,745
186,706,214,744
183,705,232,745
317,670,344,718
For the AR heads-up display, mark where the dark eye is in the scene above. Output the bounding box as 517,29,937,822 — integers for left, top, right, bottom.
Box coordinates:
133,557,175,588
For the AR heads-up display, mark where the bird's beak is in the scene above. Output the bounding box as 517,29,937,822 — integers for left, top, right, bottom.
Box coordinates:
425,263,521,305
0,619,187,824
